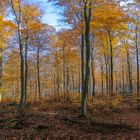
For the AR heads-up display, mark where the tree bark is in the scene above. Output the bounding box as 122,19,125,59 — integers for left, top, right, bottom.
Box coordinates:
62,46,66,100
91,42,95,99
9,0,25,111
24,31,29,103
101,63,104,94
135,27,140,93
126,48,133,93
122,65,125,93
81,0,92,117
108,31,113,94
81,32,85,96
37,47,41,100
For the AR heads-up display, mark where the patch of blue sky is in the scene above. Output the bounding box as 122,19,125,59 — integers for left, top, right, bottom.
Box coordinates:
25,0,62,30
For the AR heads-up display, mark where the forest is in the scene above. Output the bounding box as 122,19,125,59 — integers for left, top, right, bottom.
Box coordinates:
0,0,140,139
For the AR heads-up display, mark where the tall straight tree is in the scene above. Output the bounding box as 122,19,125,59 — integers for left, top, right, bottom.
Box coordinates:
80,0,93,117
134,15,140,93
22,4,41,101
31,24,54,100
49,0,95,117
8,0,25,110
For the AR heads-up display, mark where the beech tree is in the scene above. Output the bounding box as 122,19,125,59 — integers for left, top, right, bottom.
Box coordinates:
31,24,55,100
8,0,42,110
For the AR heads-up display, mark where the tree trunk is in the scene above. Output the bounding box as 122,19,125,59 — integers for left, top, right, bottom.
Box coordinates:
115,72,118,93
24,32,28,103
0,49,3,89
81,32,85,96
108,31,113,94
122,65,125,93
66,64,69,100
135,28,140,93
101,63,104,94
37,47,41,100
126,49,133,93
72,70,75,94
62,46,66,100
56,68,60,99
91,42,95,99
81,0,92,117
104,55,109,93
18,6,25,111
0,48,3,102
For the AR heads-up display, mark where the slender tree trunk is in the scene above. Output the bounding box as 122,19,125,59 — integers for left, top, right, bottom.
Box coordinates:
19,17,25,110
37,47,41,100
108,31,113,94
62,46,66,100
135,28,140,93
81,32,85,96
24,33,28,103
19,43,25,110
0,49,3,89
35,77,38,102
8,0,26,111
0,49,3,102
91,60,95,98
56,68,60,99
29,75,32,98
104,55,109,93
53,72,56,95
101,63,104,94
10,0,25,111
91,44,95,99
115,72,118,93
109,65,111,93
79,67,81,97
66,64,69,100
122,65,125,93
126,49,132,93
72,70,75,94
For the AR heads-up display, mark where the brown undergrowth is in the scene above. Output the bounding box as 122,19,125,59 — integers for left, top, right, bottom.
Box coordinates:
0,94,140,140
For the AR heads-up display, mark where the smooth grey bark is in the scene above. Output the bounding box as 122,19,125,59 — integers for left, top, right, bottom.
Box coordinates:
108,30,113,93
104,55,109,93
81,0,92,117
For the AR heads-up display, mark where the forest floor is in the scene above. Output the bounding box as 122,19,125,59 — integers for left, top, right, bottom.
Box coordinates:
0,94,140,140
